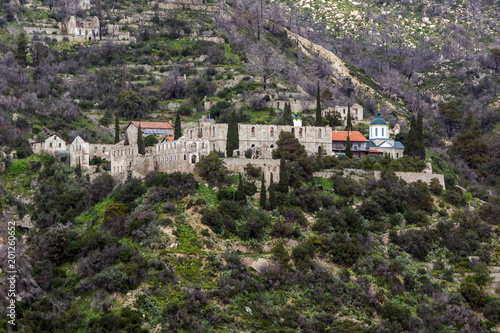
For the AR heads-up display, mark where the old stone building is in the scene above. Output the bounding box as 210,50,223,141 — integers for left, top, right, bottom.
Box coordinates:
125,121,174,145
69,117,334,180
195,116,333,157
30,135,68,155
59,16,100,41
322,103,364,121
70,136,114,169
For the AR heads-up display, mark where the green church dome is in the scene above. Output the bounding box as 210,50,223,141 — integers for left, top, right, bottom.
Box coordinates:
371,112,388,126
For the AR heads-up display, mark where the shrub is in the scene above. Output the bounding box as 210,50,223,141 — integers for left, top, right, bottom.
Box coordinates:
380,302,411,328
238,209,269,241
483,300,500,323
459,280,486,308
144,135,158,147
429,178,443,195
115,177,146,204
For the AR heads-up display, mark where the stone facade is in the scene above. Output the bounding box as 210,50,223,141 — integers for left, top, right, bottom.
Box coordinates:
223,158,280,184
67,117,336,181
195,116,333,157
322,103,363,121
59,16,100,41
30,135,68,155
70,136,114,169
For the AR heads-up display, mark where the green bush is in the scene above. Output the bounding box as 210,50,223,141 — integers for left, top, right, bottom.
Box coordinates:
380,302,410,328
483,300,500,323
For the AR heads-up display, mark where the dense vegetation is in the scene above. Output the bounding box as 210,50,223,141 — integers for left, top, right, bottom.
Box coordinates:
0,0,500,331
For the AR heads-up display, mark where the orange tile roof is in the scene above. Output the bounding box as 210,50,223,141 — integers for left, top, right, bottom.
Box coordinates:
165,136,174,141
130,121,174,130
331,131,369,142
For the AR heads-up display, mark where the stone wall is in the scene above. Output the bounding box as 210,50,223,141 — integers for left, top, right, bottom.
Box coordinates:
374,171,446,189
196,117,333,157
223,158,280,184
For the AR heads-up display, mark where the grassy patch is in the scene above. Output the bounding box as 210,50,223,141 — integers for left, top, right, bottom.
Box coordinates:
74,197,114,227
198,183,218,207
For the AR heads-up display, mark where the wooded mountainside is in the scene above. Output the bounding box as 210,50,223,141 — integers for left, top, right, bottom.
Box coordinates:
0,0,500,331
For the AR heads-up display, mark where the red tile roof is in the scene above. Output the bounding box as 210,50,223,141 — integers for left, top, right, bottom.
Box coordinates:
331,131,369,142
165,136,174,141
130,121,173,130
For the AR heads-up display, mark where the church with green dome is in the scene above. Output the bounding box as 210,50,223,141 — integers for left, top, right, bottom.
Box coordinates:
369,112,404,159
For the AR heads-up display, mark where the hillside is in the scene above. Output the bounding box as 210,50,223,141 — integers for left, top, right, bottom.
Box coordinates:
0,0,500,332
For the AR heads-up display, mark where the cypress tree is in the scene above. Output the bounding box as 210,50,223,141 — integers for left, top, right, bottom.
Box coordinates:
124,132,130,146
260,172,266,208
114,115,120,143
315,82,322,126
235,173,246,201
278,155,288,193
15,33,28,67
283,102,293,126
174,112,182,140
269,173,277,210
404,116,418,158
416,111,425,159
226,111,239,157
345,135,353,159
75,159,82,177
137,125,145,155
345,103,353,131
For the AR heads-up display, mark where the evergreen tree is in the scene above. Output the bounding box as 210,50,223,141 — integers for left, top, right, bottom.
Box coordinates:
345,103,353,131
277,155,288,193
283,103,293,126
260,172,267,208
235,173,246,201
416,111,425,159
75,159,82,178
15,33,28,67
345,135,353,159
124,132,130,146
269,173,277,210
137,125,145,155
114,115,120,144
450,111,488,170
315,82,322,126
174,112,182,140
404,116,419,158
226,111,239,157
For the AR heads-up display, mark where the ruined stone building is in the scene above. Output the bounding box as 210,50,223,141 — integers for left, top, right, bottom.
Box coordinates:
195,116,333,157
322,103,364,121
69,117,335,181
30,135,68,155
59,16,100,41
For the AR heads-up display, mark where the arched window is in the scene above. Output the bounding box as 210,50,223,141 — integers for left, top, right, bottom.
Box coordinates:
291,128,295,134
382,128,384,137
190,130,193,139
50,143,53,148
212,126,215,136
396,153,399,158
270,127,274,137
184,155,187,160
251,144,255,148
375,128,378,137
318,129,322,138
270,144,274,149
251,127,255,137
318,146,322,154
299,128,303,137
59,143,61,148
191,155,197,164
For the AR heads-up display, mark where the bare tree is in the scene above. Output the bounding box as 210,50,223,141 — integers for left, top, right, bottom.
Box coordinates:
160,69,187,100
248,41,285,91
